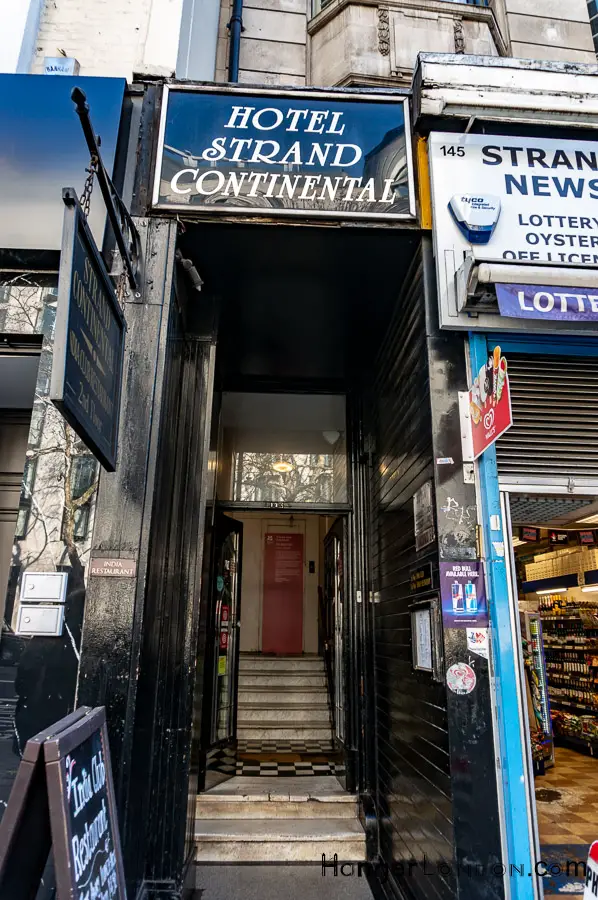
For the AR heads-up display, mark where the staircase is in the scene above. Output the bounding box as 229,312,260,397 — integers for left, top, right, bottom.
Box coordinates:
236,653,333,742
195,777,366,862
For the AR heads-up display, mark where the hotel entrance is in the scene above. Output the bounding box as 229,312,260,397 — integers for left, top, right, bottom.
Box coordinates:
177,213,419,859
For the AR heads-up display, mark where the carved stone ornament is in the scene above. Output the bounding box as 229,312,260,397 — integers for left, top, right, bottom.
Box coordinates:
377,7,390,56
453,17,465,54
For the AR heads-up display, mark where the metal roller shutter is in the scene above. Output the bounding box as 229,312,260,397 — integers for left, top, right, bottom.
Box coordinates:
496,353,598,487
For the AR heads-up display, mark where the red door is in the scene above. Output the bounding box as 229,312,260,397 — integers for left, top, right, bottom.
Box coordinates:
262,532,303,654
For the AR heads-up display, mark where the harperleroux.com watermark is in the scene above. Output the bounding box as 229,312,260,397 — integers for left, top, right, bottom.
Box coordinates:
321,853,590,882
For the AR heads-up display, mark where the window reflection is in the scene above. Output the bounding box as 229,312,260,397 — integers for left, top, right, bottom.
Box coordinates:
220,393,347,504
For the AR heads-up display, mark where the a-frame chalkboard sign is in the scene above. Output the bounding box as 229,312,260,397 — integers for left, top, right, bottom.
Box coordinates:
0,706,127,899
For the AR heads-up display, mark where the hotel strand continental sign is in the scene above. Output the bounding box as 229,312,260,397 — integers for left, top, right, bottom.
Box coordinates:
51,191,126,471
152,87,416,220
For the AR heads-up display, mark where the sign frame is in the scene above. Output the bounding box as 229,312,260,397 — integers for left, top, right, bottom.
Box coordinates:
409,596,443,681
428,130,598,333
44,706,127,900
0,706,126,900
51,190,126,471
151,83,416,222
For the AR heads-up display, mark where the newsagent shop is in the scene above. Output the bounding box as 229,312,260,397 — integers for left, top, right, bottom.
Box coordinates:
4,52,598,900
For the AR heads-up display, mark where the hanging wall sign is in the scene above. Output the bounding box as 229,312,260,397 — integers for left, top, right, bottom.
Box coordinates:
468,346,513,459
51,191,126,471
521,526,540,543
152,86,415,220
497,283,598,321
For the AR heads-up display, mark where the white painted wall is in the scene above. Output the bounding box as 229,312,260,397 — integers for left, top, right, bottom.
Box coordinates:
30,0,186,78
0,0,44,72
230,512,320,654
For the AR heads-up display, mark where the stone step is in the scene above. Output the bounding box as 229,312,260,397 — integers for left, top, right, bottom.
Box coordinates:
196,796,357,819
239,673,327,688
239,656,325,672
238,686,328,704
237,705,331,724
194,818,365,862
237,724,333,740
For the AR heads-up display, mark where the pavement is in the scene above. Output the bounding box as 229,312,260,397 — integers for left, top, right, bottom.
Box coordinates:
193,863,374,900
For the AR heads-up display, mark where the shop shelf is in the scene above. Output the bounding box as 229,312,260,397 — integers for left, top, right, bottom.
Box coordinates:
549,698,598,715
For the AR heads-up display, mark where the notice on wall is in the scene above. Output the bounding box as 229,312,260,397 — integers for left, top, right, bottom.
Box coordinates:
263,533,304,654
414,481,435,552
440,561,488,629
412,607,433,671
153,88,415,220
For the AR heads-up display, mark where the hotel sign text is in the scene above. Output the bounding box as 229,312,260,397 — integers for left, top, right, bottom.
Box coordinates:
153,87,415,220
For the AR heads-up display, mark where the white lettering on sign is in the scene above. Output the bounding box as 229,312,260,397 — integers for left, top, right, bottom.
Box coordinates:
90,558,136,577
155,91,416,219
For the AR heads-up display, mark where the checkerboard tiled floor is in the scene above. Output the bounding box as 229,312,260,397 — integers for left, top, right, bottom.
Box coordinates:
207,739,345,777
535,745,598,896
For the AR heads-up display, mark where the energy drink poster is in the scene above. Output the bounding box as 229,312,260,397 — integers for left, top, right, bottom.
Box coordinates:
440,561,489,629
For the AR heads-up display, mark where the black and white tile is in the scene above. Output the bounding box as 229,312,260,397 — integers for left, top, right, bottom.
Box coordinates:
206,739,344,777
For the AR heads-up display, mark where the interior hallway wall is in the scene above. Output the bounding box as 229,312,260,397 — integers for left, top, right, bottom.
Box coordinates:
228,512,320,653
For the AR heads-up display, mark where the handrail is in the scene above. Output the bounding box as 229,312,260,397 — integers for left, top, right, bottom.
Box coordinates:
318,585,335,732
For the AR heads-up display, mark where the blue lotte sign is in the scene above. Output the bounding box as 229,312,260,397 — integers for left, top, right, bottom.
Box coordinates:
153,86,415,220
497,282,598,322
51,191,126,471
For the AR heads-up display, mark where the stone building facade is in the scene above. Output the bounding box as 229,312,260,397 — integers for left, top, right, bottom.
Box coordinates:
2,0,596,84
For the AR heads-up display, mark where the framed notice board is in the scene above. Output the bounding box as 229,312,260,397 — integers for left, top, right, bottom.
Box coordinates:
0,706,126,900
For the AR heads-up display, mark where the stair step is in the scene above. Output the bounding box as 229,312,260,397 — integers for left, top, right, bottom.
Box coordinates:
238,706,331,723
237,725,333,740
239,656,325,672
196,797,357,819
239,674,327,688
194,818,365,862
238,687,328,703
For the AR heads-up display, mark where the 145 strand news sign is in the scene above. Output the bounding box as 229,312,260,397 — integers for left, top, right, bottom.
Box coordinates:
152,87,416,220
429,133,598,266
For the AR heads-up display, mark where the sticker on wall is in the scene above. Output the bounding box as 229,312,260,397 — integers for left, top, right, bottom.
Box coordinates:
466,628,489,660
217,575,224,592
218,656,227,676
446,662,476,695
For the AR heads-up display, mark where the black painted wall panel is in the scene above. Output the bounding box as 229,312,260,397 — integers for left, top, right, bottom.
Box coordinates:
366,249,457,900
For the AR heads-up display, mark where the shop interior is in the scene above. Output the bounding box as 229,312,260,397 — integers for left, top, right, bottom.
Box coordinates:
510,494,598,893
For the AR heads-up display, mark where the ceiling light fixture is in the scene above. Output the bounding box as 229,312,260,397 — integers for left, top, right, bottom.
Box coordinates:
581,586,598,593
536,587,568,595
272,458,293,474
